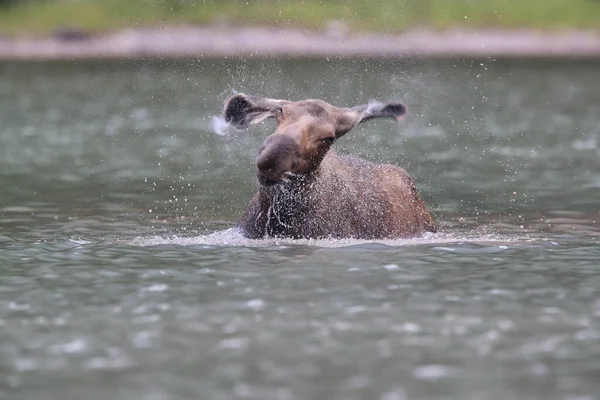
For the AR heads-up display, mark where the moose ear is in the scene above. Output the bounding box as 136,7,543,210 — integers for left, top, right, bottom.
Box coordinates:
335,101,407,137
223,93,288,129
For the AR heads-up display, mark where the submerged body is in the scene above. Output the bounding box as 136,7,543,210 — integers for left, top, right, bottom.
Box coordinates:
239,151,436,239
223,93,436,240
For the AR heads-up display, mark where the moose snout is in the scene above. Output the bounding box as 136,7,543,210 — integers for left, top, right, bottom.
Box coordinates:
256,153,276,174
256,134,299,186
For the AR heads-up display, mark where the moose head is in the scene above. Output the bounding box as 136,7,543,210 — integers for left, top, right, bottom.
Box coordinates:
223,93,407,187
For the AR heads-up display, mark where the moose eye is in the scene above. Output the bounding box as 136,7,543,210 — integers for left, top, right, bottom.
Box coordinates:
321,137,336,145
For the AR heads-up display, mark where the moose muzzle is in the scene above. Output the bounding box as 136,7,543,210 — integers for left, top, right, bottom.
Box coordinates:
255,134,300,186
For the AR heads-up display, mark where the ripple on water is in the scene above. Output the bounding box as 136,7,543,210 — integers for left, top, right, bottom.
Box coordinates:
413,364,457,381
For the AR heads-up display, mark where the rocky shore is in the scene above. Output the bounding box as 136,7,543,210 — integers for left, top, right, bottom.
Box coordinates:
1,26,600,60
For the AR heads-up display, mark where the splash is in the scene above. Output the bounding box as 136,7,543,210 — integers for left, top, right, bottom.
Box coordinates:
211,115,231,136
366,99,385,114
128,228,538,248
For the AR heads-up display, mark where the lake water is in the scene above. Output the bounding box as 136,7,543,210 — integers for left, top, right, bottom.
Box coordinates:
1,58,599,400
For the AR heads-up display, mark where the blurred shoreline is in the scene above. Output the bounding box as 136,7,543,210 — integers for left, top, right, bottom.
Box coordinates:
1,27,600,60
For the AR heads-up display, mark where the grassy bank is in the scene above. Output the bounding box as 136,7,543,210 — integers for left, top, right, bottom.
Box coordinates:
0,0,599,36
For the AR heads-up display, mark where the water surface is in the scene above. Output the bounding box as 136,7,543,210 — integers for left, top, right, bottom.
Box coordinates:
1,58,599,400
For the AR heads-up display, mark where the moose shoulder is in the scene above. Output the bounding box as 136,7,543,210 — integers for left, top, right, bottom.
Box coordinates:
223,93,436,239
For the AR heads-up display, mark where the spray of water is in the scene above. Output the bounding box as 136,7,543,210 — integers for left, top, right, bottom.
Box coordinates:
211,115,231,136
365,99,384,115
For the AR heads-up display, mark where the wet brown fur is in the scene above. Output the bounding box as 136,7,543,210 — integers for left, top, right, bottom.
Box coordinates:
223,93,436,239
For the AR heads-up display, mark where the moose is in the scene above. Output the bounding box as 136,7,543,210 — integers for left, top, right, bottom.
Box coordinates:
223,93,436,239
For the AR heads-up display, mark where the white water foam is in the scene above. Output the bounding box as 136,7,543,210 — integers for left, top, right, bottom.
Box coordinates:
128,228,536,248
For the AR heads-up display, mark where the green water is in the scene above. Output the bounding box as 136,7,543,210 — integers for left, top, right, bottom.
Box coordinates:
1,58,599,400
